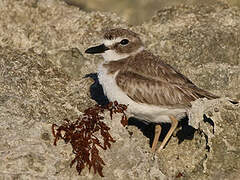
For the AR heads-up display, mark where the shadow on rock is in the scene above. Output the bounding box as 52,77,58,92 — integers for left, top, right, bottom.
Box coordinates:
128,116,196,148
85,73,109,106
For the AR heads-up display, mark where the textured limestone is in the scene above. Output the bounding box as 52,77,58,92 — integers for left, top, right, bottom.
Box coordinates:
0,0,240,179
187,98,240,179
64,0,240,25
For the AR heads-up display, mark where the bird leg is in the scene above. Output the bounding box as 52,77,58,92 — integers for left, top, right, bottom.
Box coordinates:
157,115,178,153
151,124,162,152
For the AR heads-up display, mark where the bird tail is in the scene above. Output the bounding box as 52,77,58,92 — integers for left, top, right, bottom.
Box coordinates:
194,87,219,100
195,87,239,104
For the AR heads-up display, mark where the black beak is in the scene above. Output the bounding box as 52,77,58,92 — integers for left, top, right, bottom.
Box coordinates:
85,44,109,54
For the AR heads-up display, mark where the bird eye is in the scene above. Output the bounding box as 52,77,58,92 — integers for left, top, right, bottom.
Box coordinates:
120,39,129,45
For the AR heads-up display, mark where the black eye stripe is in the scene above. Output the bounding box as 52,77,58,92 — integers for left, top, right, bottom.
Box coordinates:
120,39,129,45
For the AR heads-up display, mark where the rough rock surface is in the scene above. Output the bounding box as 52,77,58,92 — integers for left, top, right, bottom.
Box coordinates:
64,0,240,25
0,0,240,179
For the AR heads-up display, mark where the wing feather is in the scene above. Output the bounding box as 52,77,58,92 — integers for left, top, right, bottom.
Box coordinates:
115,50,218,108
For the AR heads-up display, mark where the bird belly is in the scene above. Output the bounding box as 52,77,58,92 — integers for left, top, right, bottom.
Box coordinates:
98,64,187,123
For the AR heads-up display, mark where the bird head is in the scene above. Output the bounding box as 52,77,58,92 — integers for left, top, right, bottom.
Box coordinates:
85,28,144,61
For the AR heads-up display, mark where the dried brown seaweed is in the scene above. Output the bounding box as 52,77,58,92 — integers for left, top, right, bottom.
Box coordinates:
52,101,127,177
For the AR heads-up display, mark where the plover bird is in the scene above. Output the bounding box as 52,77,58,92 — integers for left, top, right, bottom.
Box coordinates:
85,28,219,153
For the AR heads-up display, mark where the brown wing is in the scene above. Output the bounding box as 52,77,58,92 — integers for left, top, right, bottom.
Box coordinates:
115,50,218,108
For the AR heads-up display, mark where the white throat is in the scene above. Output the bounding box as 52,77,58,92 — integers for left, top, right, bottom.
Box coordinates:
101,46,144,61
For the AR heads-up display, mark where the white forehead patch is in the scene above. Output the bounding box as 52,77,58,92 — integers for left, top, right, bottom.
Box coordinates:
103,37,123,46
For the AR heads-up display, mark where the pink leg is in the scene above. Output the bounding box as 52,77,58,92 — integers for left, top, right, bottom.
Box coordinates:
151,124,162,152
157,116,178,153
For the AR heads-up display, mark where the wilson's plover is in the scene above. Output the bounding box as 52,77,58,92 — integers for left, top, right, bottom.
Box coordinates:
85,28,219,153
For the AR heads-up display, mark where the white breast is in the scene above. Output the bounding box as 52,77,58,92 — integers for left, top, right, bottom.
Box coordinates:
98,64,131,105
98,64,187,123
